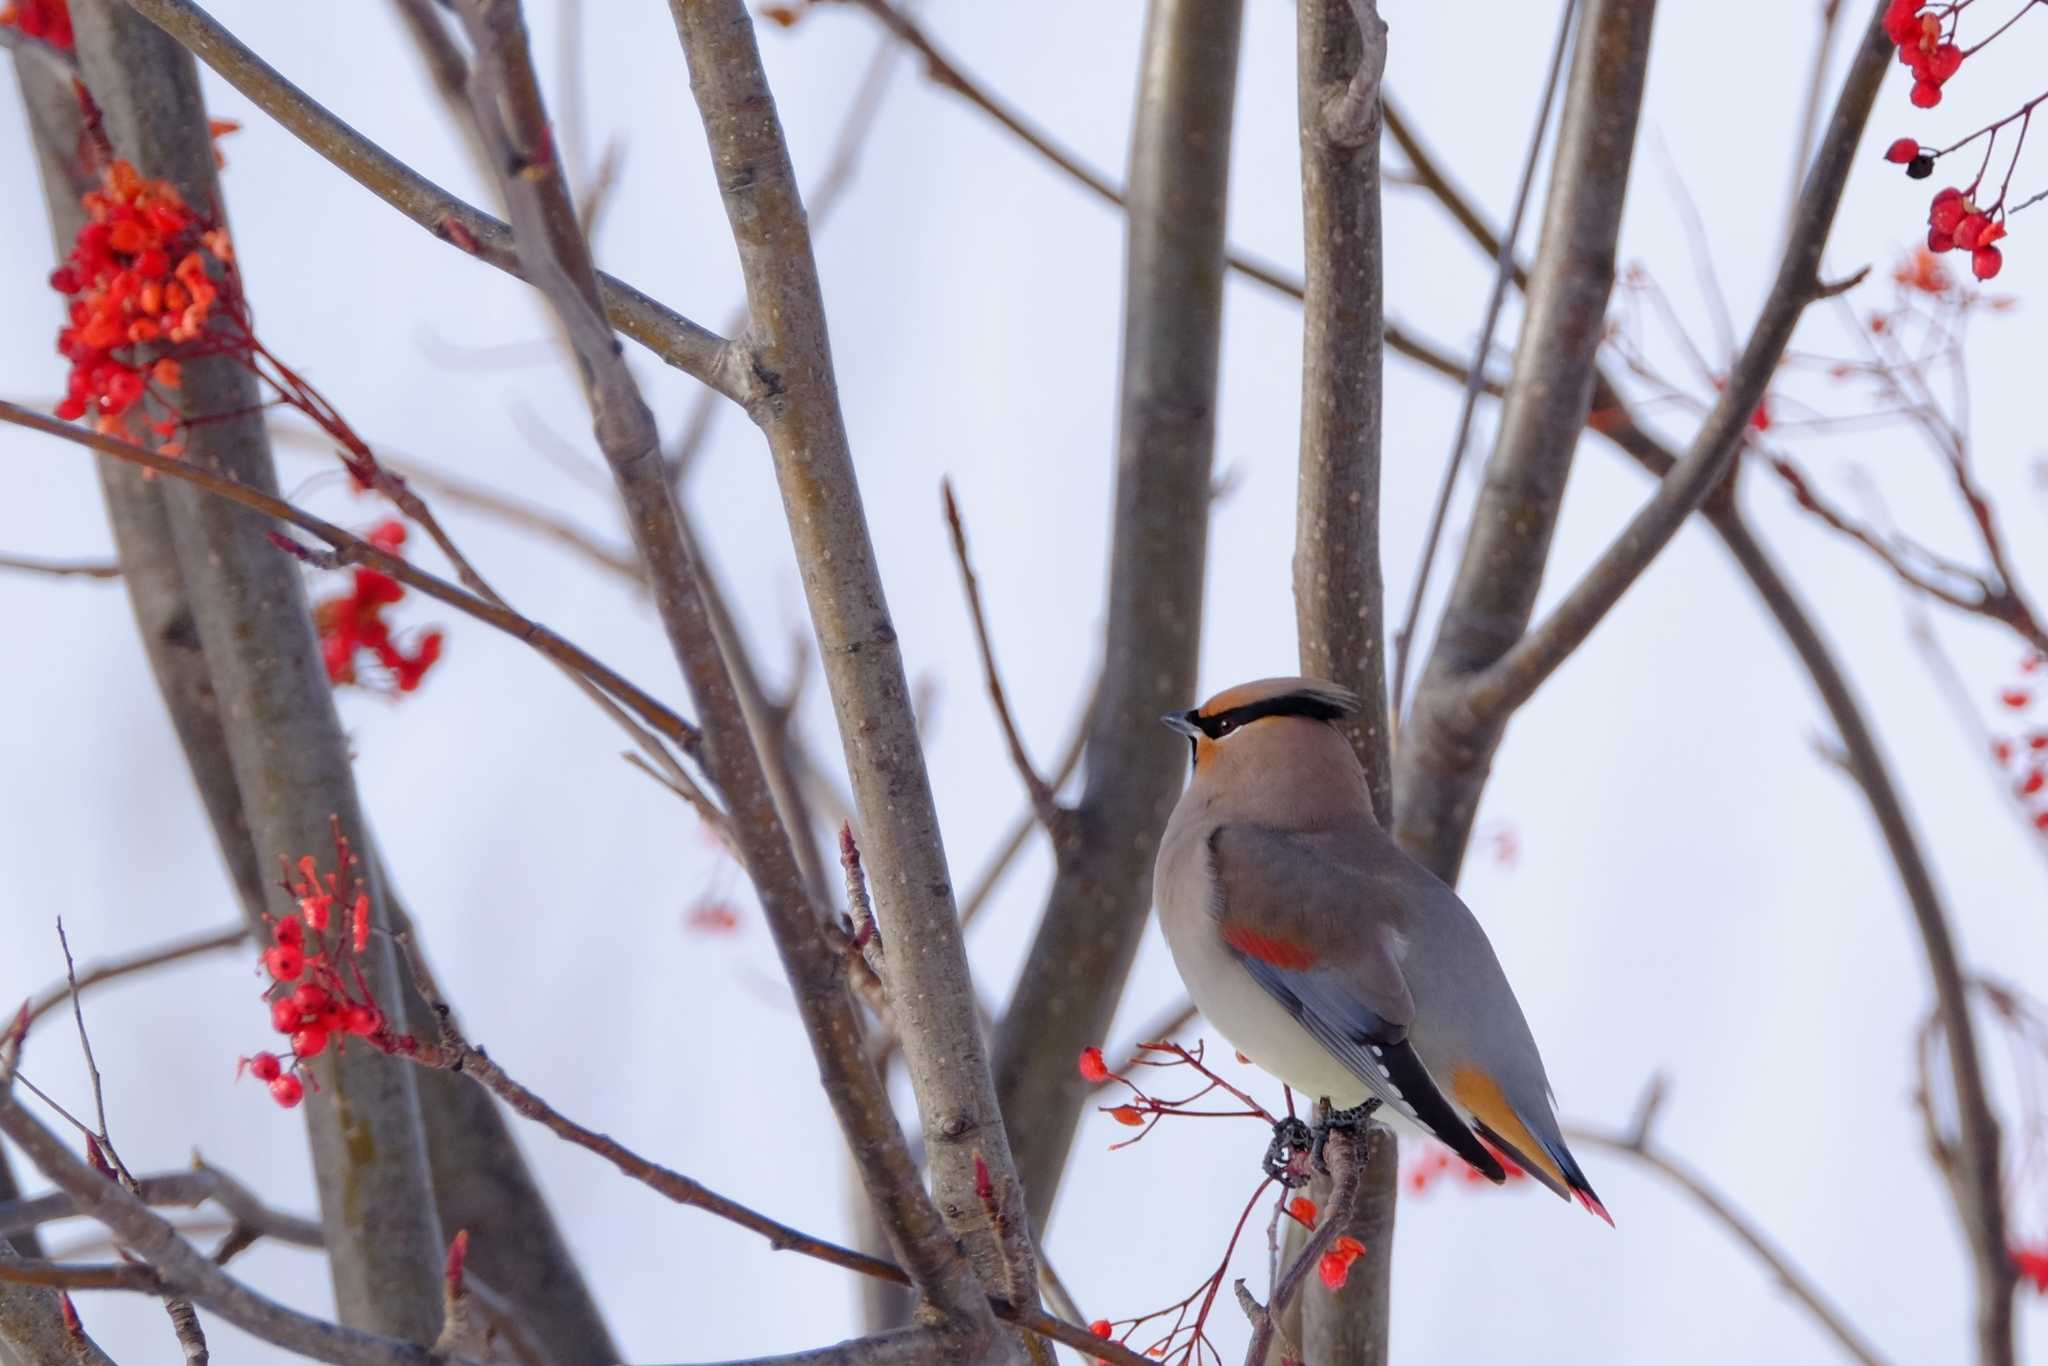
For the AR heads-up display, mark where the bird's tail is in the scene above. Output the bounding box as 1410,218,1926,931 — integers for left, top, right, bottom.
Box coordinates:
1473,1115,1612,1226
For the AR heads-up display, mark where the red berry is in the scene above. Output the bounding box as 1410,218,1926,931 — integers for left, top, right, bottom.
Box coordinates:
1994,740,2016,764
263,945,305,982
291,1025,330,1059
299,893,331,931
2003,689,2032,710
1927,227,1956,254
2022,771,2045,797
342,1004,382,1037
1077,1046,1110,1083
273,917,304,949
1978,219,2007,247
292,984,332,1014
1090,1320,1113,1340
1974,246,2004,281
1318,1250,1353,1290
269,1075,305,1108
1885,138,1919,164
1109,1105,1145,1127
54,395,87,421
1954,214,1989,250
1884,1,1922,45
2035,810,2048,833
2030,734,2048,751
1929,43,1962,81
1910,80,1941,108
48,266,80,294
1288,1196,1318,1227
246,1051,281,1082
270,997,303,1033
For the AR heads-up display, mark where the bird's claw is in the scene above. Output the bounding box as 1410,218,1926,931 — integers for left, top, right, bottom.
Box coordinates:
1263,1117,1314,1188
1309,1099,1381,1174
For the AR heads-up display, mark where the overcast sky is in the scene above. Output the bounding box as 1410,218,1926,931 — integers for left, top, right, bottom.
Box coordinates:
3,2,2046,1362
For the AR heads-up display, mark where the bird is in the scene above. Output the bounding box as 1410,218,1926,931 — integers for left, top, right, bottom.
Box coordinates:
1154,675,1610,1222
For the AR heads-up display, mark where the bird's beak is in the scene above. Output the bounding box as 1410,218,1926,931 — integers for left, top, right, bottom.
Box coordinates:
1160,709,1203,740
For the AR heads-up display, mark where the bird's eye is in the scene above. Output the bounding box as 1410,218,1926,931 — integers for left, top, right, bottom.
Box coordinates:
1213,717,1237,737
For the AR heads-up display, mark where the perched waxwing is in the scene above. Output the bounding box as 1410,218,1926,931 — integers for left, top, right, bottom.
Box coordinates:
1154,676,1610,1222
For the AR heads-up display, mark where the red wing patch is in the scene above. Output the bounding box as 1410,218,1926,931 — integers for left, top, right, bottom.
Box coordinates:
1219,922,1320,971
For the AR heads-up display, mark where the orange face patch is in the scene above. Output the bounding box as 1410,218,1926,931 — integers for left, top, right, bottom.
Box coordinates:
1219,922,1320,970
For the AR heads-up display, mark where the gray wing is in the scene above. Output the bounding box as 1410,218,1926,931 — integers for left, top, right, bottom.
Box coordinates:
1207,825,1505,1182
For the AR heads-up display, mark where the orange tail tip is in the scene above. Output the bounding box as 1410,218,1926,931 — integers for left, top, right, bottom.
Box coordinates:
1574,1187,1615,1227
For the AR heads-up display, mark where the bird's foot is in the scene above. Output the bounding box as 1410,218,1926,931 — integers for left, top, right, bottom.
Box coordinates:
1263,1117,1314,1188
1309,1098,1382,1174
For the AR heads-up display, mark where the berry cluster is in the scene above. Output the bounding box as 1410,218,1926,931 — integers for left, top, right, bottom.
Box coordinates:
1879,4,2046,282
48,160,228,443
1884,1,1965,109
0,0,71,49
238,825,389,1108
1992,654,2048,834
1927,185,2009,279
312,520,445,692
1075,1040,1357,1364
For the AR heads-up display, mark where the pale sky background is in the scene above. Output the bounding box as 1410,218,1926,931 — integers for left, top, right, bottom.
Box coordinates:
2,2,2047,1362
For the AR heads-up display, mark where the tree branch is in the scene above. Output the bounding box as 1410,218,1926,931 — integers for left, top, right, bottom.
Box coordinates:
1295,0,1392,813
1568,1099,1893,1366
1448,8,1893,742
1386,3,1576,720
66,1,444,1334
1393,0,1659,879
990,0,1242,1235
665,0,1038,1309
1385,83,2015,1358
449,0,1000,1340
12,42,621,1356
1289,3,1397,1359
0,1086,463,1366
119,0,755,405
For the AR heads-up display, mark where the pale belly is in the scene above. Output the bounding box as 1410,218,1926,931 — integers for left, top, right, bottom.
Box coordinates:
1162,913,1373,1108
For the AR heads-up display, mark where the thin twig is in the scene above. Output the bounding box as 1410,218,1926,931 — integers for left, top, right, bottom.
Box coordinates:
941,479,1063,833
377,931,1153,1366
0,1164,319,1249
0,400,703,758
272,427,643,583
0,553,121,580
958,681,1093,930
54,922,207,1361
25,925,246,1031
1566,1106,1891,1366
839,0,1300,298
53,924,114,1174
